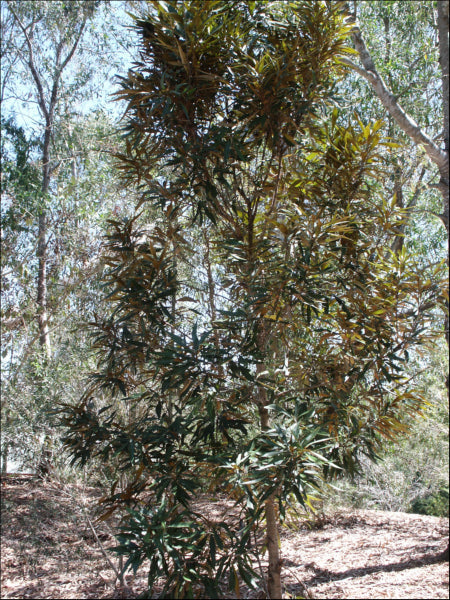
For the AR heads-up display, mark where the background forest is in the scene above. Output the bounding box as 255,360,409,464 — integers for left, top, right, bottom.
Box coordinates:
1,1,448,598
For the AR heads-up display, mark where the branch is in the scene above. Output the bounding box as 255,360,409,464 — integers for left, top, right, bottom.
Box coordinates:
8,6,88,126
8,5,49,122
437,1,449,150
60,18,88,73
390,166,426,254
340,26,449,178
48,16,88,125
340,56,376,83
84,510,124,586
406,166,427,210
56,482,125,588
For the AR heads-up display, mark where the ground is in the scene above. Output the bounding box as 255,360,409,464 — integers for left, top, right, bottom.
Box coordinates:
1,475,448,599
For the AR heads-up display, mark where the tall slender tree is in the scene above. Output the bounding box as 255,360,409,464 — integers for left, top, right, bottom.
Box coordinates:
0,0,137,473
61,1,447,596
341,0,449,372
3,0,99,355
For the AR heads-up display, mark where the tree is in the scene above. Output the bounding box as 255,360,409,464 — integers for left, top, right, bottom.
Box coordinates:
3,1,100,355
0,110,127,473
341,0,449,363
342,1,448,221
60,1,447,597
0,0,136,473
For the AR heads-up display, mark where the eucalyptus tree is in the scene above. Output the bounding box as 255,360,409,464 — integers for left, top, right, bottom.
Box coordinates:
340,0,449,561
0,110,129,473
0,0,135,472
2,0,99,355
342,0,449,357
60,1,446,597
336,3,441,243
342,1,448,219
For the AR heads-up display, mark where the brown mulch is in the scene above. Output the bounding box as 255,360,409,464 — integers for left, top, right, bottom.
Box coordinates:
1,476,448,599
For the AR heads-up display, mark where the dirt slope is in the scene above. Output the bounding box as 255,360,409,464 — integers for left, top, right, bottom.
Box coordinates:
1,476,448,599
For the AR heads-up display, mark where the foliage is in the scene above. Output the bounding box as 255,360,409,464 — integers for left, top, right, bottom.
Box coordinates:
339,1,447,267
58,1,448,596
1,107,133,472
410,485,449,518
323,340,449,517
113,502,260,598
0,117,42,226
0,0,141,472
353,1,442,129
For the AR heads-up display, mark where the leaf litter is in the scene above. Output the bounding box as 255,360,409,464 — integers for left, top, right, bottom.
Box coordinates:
1,476,448,599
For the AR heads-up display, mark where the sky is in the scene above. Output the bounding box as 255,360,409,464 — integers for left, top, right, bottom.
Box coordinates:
1,1,139,135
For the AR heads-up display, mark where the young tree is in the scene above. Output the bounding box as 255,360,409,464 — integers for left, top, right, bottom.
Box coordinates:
61,1,447,596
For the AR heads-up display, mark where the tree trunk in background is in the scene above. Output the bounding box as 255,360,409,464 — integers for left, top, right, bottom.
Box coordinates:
204,232,225,380
37,126,51,357
1,444,8,474
437,0,449,562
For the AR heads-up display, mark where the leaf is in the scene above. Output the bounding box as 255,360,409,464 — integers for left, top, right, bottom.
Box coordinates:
209,534,216,568
228,567,240,598
192,322,199,350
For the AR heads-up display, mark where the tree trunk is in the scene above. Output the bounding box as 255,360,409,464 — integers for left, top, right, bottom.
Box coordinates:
437,1,449,562
204,232,225,380
9,6,88,359
257,361,283,599
37,209,50,357
1,444,8,474
36,76,53,359
264,495,282,599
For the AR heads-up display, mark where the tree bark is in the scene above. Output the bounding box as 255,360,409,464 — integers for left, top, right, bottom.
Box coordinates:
340,9,449,230
1,443,8,474
264,494,282,599
257,361,283,599
37,124,52,357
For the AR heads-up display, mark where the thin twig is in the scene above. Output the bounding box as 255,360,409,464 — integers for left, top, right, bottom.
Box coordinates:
53,480,125,587
253,528,270,599
282,563,315,599
84,509,125,586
